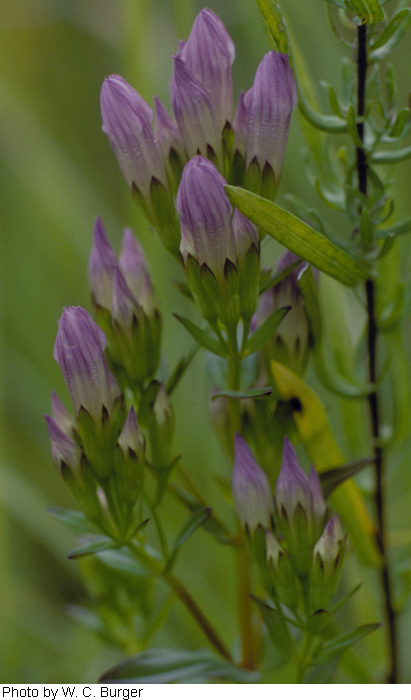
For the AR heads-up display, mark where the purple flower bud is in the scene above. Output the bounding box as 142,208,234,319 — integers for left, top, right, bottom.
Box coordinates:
54,306,121,423
232,434,274,534
45,415,82,476
309,465,328,537
154,96,186,164
256,251,310,374
111,267,141,332
245,52,297,182
119,229,157,316
179,9,235,128
101,75,166,199
233,90,248,157
275,437,312,523
118,406,145,460
50,390,76,437
170,57,222,163
232,208,258,264
177,156,236,280
88,217,118,309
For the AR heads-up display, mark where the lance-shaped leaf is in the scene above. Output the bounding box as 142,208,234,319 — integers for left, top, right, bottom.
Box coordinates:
48,507,101,534
211,387,273,400
100,649,260,683
173,314,228,357
255,0,289,53
344,0,383,23
251,596,295,657
225,186,367,286
164,507,211,574
371,144,411,165
320,456,376,499
245,306,290,355
270,360,380,567
67,535,118,559
313,623,381,665
166,344,199,396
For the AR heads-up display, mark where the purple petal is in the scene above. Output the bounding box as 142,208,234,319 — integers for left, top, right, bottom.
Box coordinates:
88,217,118,309
176,156,236,279
54,307,121,422
275,437,312,522
180,9,235,128
101,75,166,198
170,57,222,162
245,52,298,179
232,434,274,533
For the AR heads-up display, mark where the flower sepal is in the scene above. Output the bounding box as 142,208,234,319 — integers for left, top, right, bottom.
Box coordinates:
309,516,346,613
266,530,300,611
76,394,125,481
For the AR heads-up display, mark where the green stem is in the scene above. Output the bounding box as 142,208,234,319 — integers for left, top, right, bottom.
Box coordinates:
226,323,256,668
127,540,233,662
295,632,312,684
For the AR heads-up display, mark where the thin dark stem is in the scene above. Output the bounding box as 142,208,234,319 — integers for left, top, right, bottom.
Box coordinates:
357,23,399,684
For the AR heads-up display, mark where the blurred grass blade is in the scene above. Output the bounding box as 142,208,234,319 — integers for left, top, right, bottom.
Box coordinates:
225,186,367,286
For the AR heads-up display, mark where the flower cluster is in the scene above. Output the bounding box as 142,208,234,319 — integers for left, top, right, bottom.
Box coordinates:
89,218,162,392
232,434,345,614
46,223,175,536
101,9,297,257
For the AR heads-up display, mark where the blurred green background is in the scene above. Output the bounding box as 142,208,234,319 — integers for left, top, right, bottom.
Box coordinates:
1,0,411,682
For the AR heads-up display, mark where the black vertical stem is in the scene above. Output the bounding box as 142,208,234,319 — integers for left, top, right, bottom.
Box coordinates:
357,22,399,684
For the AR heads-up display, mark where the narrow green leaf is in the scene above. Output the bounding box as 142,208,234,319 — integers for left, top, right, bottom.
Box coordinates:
259,258,302,294
329,583,363,616
251,596,295,657
376,214,411,238
313,623,381,665
96,547,155,577
371,144,411,164
67,535,118,559
164,508,211,574
173,314,228,357
245,306,291,355
100,649,260,683
389,108,410,138
320,456,376,498
166,344,199,396
48,507,100,534
211,387,273,400
369,8,411,60
370,9,410,51
298,97,348,133
255,0,289,53
344,0,383,23
174,508,211,550
225,186,367,286
297,265,321,344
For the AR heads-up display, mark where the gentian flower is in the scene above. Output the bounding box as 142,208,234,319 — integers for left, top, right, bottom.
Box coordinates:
178,8,235,129
101,75,167,201
53,306,121,425
232,434,274,534
244,52,298,196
